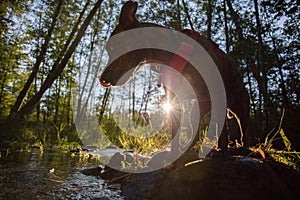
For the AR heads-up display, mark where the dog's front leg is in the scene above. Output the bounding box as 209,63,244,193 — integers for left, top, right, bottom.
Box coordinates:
187,101,211,151
164,88,182,158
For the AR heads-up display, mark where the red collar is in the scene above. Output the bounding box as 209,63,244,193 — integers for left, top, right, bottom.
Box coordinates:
166,30,211,103
168,30,200,73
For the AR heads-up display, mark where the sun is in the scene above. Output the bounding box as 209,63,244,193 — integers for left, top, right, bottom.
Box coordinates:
162,102,172,113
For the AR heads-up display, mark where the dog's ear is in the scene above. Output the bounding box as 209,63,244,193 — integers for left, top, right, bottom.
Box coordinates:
119,1,138,26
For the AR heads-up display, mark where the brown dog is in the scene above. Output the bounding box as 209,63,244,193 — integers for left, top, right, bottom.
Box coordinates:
99,1,250,156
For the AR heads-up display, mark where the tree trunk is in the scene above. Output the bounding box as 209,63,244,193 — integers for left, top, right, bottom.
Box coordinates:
182,0,194,30
98,88,111,123
223,0,229,53
66,76,72,125
10,0,64,115
176,0,182,30
207,0,213,39
254,0,272,125
226,0,274,129
54,78,61,124
75,35,96,124
76,7,110,124
270,37,290,107
16,0,103,118
34,75,40,123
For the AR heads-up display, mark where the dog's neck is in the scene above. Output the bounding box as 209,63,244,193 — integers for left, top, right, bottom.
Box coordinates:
129,22,184,70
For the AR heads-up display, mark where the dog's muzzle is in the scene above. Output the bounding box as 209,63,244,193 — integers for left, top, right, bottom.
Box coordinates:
98,76,111,88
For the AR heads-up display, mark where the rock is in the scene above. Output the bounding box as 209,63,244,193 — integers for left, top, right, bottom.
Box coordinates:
121,170,166,200
151,157,300,200
81,166,102,176
100,151,149,182
147,151,170,169
106,145,118,149
100,152,134,182
99,150,299,200
147,149,200,171
107,152,134,168
100,165,128,183
228,146,253,156
69,148,84,153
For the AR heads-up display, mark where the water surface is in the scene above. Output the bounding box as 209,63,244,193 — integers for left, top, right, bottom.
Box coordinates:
0,148,123,199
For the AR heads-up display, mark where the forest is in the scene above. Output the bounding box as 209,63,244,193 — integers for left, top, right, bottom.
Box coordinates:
0,0,299,154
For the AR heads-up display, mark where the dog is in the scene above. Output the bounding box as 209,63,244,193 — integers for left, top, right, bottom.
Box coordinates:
99,1,250,157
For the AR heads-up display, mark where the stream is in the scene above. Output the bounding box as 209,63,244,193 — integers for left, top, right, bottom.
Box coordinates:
0,148,123,199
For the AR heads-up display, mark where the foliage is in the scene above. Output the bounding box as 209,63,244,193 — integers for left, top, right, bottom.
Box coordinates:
0,0,299,157
99,114,170,154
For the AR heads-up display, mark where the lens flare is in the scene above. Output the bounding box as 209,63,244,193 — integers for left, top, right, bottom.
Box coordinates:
162,102,172,113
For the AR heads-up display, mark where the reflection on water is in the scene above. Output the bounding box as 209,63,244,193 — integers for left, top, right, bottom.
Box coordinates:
0,148,123,199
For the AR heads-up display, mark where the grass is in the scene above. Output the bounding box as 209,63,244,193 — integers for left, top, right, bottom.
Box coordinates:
1,109,299,172
251,109,300,171
118,130,171,154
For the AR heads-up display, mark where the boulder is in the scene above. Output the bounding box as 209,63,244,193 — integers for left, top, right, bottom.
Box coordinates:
151,157,300,200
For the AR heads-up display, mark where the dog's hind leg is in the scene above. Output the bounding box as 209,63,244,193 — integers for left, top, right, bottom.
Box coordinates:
228,89,250,147
237,89,250,146
205,113,229,158
218,115,229,151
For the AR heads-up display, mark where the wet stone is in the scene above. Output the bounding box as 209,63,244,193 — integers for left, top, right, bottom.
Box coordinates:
151,157,300,200
81,166,103,176
121,170,166,200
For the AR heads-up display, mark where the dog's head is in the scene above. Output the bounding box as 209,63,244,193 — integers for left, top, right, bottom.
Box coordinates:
99,1,142,88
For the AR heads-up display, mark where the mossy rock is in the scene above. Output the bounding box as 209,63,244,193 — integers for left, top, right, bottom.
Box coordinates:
151,157,299,200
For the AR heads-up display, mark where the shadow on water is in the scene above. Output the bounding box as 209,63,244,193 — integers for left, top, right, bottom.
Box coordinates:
0,148,123,199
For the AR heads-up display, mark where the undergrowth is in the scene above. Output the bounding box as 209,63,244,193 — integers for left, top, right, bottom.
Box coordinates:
251,108,300,171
